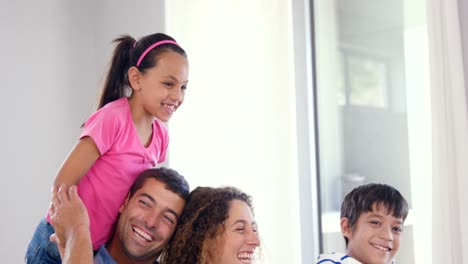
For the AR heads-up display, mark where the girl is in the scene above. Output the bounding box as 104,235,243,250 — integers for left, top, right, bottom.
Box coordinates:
25,32,189,264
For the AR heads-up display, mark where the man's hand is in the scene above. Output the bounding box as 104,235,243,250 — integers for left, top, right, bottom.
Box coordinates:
48,184,92,263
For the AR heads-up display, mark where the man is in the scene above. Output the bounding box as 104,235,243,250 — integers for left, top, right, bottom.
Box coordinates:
49,167,189,264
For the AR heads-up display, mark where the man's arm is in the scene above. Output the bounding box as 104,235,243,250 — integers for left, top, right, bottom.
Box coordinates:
49,184,93,264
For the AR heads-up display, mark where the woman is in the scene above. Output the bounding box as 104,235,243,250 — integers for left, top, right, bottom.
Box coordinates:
161,186,261,264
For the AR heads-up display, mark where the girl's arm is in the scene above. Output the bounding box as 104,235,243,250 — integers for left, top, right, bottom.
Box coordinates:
53,136,100,188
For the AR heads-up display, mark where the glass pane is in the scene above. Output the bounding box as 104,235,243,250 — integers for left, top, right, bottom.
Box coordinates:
314,0,431,263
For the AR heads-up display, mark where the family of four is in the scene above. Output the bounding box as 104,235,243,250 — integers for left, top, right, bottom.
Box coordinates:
24,31,409,264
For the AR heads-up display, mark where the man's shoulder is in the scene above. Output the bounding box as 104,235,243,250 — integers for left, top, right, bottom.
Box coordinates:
316,252,361,264
94,245,116,264
93,245,160,264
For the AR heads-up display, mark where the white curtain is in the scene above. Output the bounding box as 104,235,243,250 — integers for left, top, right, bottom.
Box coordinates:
165,1,302,263
427,0,468,262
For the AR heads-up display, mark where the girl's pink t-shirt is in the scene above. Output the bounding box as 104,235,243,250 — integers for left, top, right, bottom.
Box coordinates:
51,98,169,250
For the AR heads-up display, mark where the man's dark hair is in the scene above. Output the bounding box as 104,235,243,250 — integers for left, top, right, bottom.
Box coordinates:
128,167,190,201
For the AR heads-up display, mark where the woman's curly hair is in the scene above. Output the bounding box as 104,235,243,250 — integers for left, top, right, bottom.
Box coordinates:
161,186,254,264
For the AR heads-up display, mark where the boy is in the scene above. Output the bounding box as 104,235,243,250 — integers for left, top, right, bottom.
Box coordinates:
316,183,409,264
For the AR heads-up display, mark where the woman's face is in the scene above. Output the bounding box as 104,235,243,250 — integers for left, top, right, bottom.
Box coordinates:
207,199,261,264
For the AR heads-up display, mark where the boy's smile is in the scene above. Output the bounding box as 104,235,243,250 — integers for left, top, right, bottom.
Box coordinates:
341,204,404,264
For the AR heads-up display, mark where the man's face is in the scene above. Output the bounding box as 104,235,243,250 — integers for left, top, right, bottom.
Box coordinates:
341,204,404,264
114,178,185,262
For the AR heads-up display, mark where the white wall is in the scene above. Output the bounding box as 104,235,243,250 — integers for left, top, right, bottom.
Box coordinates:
0,1,165,262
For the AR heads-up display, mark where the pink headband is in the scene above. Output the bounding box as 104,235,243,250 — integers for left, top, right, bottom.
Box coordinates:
136,40,179,67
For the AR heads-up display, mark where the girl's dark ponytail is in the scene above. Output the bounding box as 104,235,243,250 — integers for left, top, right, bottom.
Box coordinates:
97,35,135,109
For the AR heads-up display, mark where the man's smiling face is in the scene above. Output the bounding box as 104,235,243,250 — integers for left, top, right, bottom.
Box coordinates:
112,178,185,263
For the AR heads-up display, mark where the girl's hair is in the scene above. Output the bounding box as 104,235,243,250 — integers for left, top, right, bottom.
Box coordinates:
161,186,254,264
97,33,187,109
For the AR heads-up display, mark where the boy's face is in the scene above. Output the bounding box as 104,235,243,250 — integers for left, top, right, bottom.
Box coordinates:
341,204,404,264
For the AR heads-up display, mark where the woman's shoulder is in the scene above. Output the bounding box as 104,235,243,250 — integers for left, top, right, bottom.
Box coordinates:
316,252,361,264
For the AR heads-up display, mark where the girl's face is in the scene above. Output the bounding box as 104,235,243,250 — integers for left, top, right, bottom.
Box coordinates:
134,50,189,122
207,200,261,264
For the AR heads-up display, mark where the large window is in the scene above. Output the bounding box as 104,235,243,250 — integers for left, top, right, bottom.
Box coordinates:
314,0,431,263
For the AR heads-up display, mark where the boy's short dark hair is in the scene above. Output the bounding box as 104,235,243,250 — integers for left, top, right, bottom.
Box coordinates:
340,183,409,246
